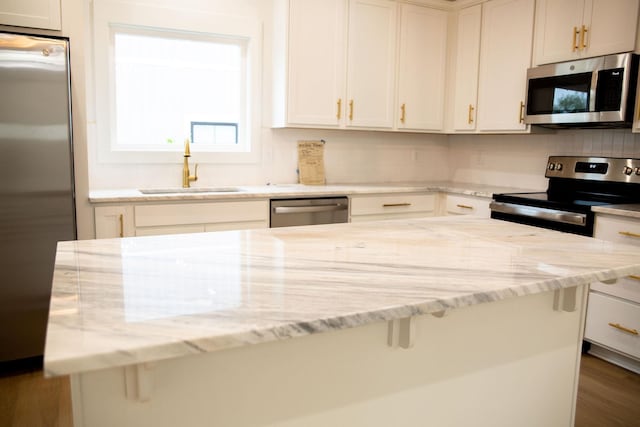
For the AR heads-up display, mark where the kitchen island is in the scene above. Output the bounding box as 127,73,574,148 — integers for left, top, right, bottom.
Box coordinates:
44,217,640,427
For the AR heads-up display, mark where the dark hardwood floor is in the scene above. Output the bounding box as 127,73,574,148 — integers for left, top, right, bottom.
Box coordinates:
0,354,638,427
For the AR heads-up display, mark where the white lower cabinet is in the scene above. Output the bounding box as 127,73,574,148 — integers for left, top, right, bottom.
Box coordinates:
586,213,640,371
444,194,491,217
94,200,269,238
349,193,436,222
95,205,135,238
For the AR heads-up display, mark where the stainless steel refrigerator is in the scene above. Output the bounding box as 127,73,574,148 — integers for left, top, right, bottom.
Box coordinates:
0,32,76,366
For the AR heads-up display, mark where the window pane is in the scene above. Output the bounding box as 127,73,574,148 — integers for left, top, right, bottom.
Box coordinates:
113,30,245,150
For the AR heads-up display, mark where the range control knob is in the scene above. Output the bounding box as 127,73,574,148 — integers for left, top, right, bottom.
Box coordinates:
635,167,640,176
623,166,634,176
555,163,563,171
548,163,556,171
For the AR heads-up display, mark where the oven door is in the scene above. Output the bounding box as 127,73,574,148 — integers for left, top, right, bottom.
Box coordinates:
490,201,594,236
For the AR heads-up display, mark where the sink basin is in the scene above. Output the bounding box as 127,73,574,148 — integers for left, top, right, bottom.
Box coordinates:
139,187,242,194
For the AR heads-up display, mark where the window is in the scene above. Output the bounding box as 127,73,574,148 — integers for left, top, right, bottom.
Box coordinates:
91,1,262,164
113,29,248,152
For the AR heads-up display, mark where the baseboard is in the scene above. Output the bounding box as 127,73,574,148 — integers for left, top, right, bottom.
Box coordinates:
588,344,640,374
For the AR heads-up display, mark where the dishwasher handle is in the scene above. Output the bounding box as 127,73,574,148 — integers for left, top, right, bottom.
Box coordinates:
273,204,348,214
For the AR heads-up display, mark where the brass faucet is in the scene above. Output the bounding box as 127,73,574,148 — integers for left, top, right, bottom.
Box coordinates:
182,138,198,188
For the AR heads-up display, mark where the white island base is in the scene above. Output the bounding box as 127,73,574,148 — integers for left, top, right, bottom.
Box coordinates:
70,286,587,427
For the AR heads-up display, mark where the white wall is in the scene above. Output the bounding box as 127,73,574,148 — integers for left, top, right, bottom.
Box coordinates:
448,129,640,191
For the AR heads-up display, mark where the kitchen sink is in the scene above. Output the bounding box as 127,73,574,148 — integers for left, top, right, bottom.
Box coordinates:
139,187,243,194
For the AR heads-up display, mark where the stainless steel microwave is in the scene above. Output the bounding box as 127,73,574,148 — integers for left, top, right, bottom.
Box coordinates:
524,52,639,128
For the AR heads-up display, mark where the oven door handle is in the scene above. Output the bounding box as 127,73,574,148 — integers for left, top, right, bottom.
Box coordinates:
489,201,587,226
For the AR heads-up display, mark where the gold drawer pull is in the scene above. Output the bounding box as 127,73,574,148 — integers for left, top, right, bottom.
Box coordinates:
383,203,411,208
119,214,124,238
336,98,342,120
456,204,474,210
519,101,525,124
572,26,580,51
468,104,474,124
608,322,639,336
619,231,640,239
629,275,640,281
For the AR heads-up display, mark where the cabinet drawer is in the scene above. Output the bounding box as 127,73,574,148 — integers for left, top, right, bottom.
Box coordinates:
594,215,640,247
134,201,268,227
591,275,640,304
350,194,436,217
585,292,640,360
445,195,490,217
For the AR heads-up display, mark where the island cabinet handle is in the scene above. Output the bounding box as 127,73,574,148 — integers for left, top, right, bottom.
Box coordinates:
119,214,124,238
383,203,411,208
608,322,639,336
618,231,640,239
628,275,640,281
456,204,474,210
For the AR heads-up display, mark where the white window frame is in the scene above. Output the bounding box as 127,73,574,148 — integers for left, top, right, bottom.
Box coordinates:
92,1,262,164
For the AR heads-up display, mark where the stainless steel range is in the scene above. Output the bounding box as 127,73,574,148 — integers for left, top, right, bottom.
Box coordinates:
490,156,640,236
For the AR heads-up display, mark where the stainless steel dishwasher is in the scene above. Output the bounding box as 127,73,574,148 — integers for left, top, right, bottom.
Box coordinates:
270,197,349,228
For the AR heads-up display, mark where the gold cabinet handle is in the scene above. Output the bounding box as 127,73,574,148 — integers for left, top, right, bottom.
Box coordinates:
400,103,406,124
349,99,354,121
580,25,588,50
119,214,124,238
456,204,474,210
383,203,411,208
519,101,525,124
619,231,640,238
572,26,580,51
336,98,342,120
468,104,474,124
608,322,639,336
628,275,640,281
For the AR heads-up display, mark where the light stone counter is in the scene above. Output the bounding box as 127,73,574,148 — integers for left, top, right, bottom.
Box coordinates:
592,203,640,219
45,216,639,376
88,181,537,203
44,216,640,427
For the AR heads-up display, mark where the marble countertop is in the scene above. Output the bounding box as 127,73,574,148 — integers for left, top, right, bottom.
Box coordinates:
592,204,640,219
44,216,640,377
89,182,537,203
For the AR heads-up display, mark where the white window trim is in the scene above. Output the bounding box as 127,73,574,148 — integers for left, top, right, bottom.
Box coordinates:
92,1,262,164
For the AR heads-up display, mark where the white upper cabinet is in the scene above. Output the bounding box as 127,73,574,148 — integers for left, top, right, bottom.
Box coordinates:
396,4,448,131
451,5,482,131
533,0,640,65
0,0,61,30
346,0,397,129
283,0,346,127
476,0,535,132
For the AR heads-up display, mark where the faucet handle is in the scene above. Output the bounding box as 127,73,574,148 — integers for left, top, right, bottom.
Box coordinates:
192,163,198,182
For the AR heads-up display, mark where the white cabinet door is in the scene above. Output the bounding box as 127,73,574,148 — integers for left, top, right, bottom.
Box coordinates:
451,5,482,131
476,0,534,132
286,0,346,126
533,0,584,65
346,0,397,129
0,0,61,30
533,0,639,65
95,206,135,239
585,0,639,59
396,4,447,131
